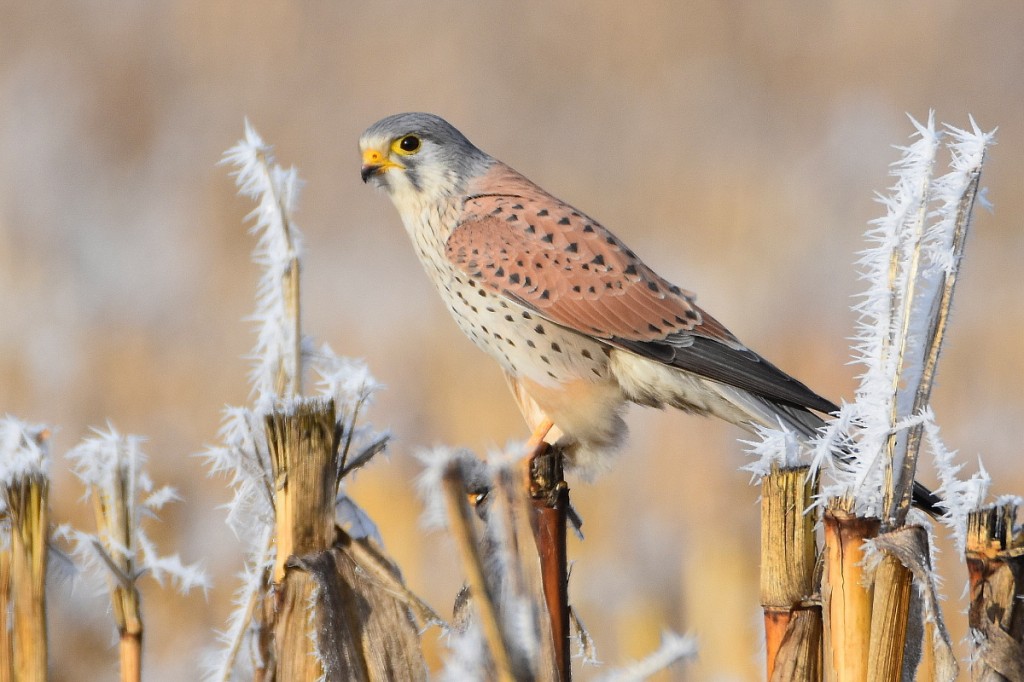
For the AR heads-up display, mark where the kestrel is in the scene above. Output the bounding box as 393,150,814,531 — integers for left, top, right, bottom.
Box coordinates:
358,112,935,507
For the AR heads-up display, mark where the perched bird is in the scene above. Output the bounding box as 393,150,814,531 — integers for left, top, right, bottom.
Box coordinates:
358,112,936,508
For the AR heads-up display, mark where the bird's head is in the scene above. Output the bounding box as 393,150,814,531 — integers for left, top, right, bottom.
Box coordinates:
359,113,492,209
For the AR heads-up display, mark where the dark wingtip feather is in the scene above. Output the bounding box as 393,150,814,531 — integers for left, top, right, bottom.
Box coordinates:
614,335,838,415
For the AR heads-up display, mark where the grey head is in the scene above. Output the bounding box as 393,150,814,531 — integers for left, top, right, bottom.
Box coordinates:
359,113,494,200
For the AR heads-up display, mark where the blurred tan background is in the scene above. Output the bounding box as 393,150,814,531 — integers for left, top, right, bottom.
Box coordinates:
2,2,1022,680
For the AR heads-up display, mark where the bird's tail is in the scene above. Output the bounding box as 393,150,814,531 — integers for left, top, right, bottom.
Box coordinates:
709,382,942,514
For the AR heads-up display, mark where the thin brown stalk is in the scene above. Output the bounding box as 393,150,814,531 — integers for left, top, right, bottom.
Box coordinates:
118,624,142,682
528,446,571,682
111,581,142,682
278,251,302,398
441,464,516,682
823,503,879,682
490,462,558,682
760,466,819,681
88,461,143,682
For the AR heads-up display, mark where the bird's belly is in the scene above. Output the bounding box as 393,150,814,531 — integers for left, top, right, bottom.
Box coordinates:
437,277,610,386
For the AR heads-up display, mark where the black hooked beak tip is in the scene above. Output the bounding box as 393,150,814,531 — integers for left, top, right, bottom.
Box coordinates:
360,164,382,183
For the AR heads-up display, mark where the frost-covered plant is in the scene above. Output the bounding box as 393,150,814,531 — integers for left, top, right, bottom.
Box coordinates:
418,444,692,679
204,122,388,681
823,115,993,523
61,425,207,681
0,416,51,681
0,417,50,489
222,120,305,407
63,425,209,593
594,631,697,682
744,114,997,682
417,446,539,680
747,114,995,528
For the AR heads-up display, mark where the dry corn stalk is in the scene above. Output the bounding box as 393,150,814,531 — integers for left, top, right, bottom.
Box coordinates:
2,425,50,682
965,503,1024,681
760,466,820,681
823,503,879,682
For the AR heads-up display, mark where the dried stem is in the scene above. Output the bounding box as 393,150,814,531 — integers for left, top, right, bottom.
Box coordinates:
265,399,336,583
528,446,571,681
0,542,11,682
881,151,935,523
112,582,143,682
890,158,985,527
248,144,303,400
2,424,51,682
760,466,819,681
8,473,49,682
87,461,143,682
441,464,516,682
211,528,272,682
823,504,879,682
965,503,1024,681
263,398,338,681
278,247,302,399
344,537,443,629
866,552,913,681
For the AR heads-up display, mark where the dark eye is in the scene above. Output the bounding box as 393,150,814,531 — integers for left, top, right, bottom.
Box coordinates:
399,135,421,153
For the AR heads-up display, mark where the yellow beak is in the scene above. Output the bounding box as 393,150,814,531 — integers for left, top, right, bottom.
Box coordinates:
361,148,404,182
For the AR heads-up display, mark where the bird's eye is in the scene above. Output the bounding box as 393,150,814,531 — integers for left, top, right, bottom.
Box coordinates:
395,135,421,154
